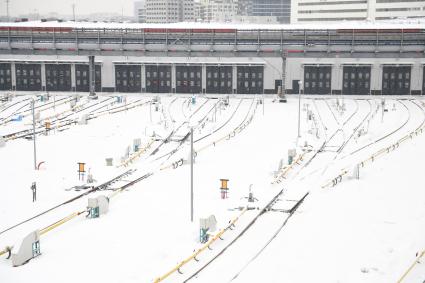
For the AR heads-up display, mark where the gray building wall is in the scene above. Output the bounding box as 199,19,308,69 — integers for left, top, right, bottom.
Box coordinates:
1,54,424,95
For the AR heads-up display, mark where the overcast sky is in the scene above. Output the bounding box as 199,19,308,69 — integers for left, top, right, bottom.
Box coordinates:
4,0,136,16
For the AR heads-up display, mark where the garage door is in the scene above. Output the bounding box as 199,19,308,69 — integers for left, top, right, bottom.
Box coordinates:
16,64,42,91
343,66,371,95
304,66,331,95
115,65,142,93
145,65,171,93
237,66,263,94
46,64,72,92
176,66,202,94
206,66,232,94
0,63,12,91
382,66,411,95
75,64,102,92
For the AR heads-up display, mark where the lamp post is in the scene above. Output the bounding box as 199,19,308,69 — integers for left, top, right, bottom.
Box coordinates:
297,80,302,138
190,127,194,222
31,99,37,170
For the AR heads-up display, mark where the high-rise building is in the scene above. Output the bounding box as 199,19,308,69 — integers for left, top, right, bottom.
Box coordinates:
247,0,291,23
145,0,194,23
203,0,239,22
291,0,425,23
134,1,146,23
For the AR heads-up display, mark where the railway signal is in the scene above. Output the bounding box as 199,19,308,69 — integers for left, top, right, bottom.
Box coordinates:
77,162,86,181
31,182,36,202
220,178,229,199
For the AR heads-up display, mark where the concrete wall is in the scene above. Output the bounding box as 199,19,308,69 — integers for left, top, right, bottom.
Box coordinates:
1,54,424,95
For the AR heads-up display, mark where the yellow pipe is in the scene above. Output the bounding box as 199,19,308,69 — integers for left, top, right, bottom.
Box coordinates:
0,247,11,257
397,251,425,283
153,207,248,283
39,211,83,236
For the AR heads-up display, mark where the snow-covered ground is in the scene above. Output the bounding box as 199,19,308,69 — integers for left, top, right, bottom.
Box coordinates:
0,92,424,283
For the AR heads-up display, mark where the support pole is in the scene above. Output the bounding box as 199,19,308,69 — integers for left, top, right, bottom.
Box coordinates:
190,127,194,222
297,81,302,138
88,55,97,99
31,99,37,170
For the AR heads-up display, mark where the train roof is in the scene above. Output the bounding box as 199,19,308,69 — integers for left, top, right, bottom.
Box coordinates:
0,18,424,31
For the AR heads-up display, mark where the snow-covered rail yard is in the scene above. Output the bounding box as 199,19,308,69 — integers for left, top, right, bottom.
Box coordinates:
0,92,425,283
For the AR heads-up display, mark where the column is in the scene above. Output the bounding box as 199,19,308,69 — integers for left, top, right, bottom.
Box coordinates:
411,63,421,94
171,64,176,93
41,63,46,92
202,64,206,94
232,64,237,94
371,64,381,95
331,64,341,94
71,64,76,92
141,64,146,93
11,62,16,91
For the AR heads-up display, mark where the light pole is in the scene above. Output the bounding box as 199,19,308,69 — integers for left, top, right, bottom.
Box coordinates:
31,99,37,170
190,127,194,222
297,80,302,138
72,4,76,22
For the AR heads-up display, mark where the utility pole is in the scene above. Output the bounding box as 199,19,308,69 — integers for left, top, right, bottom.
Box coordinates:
6,0,10,22
190,127,194,222
31,99,37,170
297,80,302,138
262,91,265,116
72,4,76,22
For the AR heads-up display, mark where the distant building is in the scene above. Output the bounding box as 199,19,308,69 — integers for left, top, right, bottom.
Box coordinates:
134,1,146,23
145,0,194,23
291,0,425,23
203,0,238,22
248,0,291,23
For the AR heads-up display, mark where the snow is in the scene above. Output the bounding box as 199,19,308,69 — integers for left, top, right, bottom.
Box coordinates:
1,18,425,31
0,92,425,283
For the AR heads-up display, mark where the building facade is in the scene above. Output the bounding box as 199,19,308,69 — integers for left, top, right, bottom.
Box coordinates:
292,0,425,23
203,0,239,22
248,0,291,23
145,0,194,23
134,0,146,23
0,21,424,95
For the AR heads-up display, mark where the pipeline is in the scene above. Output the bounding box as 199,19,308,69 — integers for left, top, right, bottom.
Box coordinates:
322,99,425,189
397,250,425,283
153,207,248,283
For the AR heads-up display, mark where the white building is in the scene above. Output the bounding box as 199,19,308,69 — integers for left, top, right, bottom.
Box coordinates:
291,0,425,23
134,1,146,23
203,0,239,22
145,0,194,23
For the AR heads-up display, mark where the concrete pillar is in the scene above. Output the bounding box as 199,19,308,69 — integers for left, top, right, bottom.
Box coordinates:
331,64,341,94
371,64,381,95
71,64,76,91
11,62,16,90
88,55,95,96
141,64,146,92
232,64,237,94
411,63,421,94
419,65,424,95
202,64,206,94
41,63,46,91
171,64,176,93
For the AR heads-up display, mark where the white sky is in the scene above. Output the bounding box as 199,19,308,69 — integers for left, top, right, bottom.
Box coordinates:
3,0,137,16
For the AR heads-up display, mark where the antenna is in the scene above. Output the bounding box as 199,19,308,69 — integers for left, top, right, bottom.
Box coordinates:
72,3,75,21
6,0,10,22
